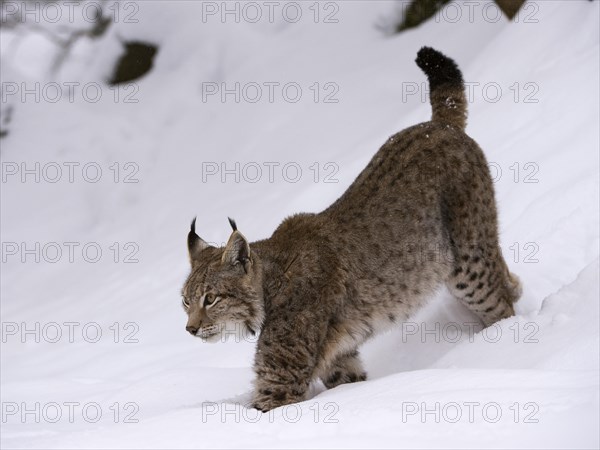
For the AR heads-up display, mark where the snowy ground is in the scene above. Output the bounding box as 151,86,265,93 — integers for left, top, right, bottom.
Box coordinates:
1,1,599,448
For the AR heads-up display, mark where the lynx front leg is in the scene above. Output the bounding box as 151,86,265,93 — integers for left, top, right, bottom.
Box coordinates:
252,318,321,412
322,350,367,389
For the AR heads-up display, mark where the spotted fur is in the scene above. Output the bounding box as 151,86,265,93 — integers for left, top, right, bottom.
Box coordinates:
181,47,521,411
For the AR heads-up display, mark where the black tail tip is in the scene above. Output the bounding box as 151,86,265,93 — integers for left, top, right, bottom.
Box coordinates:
416,46,445,63
415,46,463,89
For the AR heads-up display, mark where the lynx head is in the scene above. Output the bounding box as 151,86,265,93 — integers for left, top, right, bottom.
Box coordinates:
181,218,264,342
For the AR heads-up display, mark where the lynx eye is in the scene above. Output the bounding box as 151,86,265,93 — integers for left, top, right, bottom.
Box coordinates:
204,293,221,307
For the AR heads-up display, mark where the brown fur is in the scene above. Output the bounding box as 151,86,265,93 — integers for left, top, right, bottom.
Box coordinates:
181,47,521,411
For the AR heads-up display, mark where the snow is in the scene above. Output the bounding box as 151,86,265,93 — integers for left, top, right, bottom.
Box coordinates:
1,0,598,448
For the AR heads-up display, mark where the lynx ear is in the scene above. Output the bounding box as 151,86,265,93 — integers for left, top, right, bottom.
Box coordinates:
187,217,209,263
222,219,251,272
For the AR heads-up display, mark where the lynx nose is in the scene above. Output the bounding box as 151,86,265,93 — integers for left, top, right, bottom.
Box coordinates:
186,310,205,336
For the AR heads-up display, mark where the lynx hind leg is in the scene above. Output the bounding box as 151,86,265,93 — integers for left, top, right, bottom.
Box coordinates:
447,245,521,327
322,350,367,389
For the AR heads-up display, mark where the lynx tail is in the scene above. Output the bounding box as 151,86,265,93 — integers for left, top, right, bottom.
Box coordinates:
415,46,467,130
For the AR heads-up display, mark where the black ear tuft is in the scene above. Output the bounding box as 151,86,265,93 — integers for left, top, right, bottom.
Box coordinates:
188,217,198,252
228,217,238,232
188,217,209,264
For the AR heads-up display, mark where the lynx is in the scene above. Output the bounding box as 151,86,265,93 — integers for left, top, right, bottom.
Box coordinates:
181,47,522,412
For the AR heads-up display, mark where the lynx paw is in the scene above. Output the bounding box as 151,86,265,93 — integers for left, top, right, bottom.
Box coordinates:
323,369,367,389
322,350,367,389
252,388,304,412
